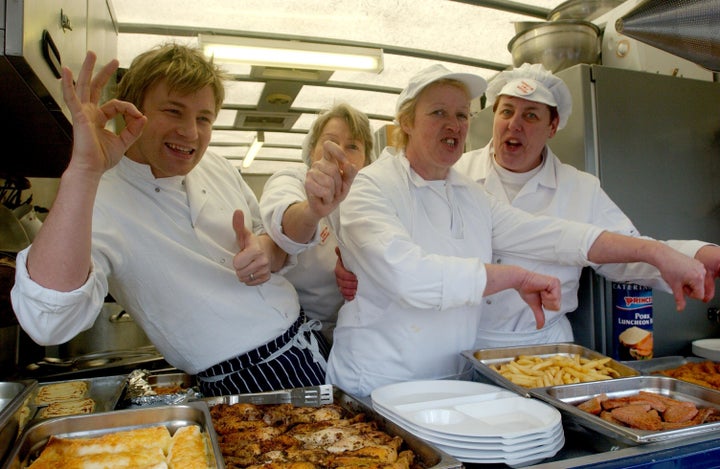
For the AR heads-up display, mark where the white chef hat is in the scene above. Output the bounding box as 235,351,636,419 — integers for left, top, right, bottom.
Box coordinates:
486,63,572,129
396,64,487,115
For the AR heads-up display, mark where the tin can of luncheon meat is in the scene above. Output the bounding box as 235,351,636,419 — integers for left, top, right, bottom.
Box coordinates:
612,282,653,361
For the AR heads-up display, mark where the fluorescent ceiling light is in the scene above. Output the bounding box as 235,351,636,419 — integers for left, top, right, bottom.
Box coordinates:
199,34,384,73
242,131,264,168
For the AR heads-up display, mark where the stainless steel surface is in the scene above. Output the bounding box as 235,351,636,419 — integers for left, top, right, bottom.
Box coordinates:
203,386,462,469
615,0,720,72
507,19,600,72
0,379,36,468
0,0,118,177
201,384,334,407
2,401,224,469
22,345,166,381
0,382,32,416
623,356,706,375
147,372,195,390
56,303,152,357
547,0,625,20
463,343,640,398
30,375,126,420
530,375,720,445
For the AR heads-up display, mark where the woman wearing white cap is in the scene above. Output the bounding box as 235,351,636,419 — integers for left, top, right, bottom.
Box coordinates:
454,63,720,348
260,103,373,347
326,64,712,397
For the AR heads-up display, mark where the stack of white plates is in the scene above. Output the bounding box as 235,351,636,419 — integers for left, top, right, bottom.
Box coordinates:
371,380,564,467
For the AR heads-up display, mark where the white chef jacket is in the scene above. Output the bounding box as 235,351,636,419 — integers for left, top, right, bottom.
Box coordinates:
454,142,707,347
11,152,300,374
260,166,344,343
326,148,604,396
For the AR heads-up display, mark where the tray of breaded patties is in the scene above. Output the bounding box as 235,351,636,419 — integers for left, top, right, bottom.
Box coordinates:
200,385,462,469
625,356,720,391
29,375,126,420
2,401,223,468
462,343,640,398
530,375,720,445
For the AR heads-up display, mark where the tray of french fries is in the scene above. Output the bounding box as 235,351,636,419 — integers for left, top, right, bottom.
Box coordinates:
462,343,640,397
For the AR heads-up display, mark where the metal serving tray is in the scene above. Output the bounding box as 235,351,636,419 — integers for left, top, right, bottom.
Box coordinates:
2,401,224,469
0,380,37,467
623,356,707,375
530,375,720,445
147,372,195,391
31,374,127,419
462,343,640,397
201,386,462,469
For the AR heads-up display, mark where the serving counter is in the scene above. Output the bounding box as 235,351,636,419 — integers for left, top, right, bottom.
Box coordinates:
513,422,720,468
5,359,720,469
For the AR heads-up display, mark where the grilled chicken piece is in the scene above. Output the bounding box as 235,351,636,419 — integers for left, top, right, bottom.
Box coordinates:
211,402,416,469
245,462,318,469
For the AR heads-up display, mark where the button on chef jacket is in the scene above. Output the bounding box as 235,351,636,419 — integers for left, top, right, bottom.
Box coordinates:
326,149,604,397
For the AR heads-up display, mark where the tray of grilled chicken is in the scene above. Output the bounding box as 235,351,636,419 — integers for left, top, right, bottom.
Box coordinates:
199,384,462,469
530,375,720,445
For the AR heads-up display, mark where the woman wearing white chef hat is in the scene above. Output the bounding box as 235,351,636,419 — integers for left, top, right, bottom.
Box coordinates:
455,63,720,349
326,63,714,397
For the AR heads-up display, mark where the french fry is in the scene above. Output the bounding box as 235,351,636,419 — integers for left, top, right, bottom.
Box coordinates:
489,353,620,388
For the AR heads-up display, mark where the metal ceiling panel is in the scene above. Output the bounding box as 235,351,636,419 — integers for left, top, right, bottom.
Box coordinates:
111,0,568,174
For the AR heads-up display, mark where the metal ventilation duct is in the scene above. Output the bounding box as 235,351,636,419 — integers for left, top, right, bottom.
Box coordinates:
615,0,720,72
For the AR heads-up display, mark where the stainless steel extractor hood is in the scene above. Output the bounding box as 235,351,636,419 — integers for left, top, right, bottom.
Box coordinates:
0,0,118,178
615,0,720,72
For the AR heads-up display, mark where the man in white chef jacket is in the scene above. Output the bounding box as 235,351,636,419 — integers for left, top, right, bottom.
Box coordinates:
453,63,720,348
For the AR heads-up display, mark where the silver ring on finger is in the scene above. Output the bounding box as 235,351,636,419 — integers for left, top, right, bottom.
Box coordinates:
249,273,255,281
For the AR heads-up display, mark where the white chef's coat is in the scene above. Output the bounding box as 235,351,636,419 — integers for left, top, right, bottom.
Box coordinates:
12,153,300,374
454,142,707,347
260,166,344,343
326,149,604,396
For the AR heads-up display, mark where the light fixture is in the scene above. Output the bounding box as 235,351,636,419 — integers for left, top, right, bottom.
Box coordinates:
242,131,264,168
199,34,384,73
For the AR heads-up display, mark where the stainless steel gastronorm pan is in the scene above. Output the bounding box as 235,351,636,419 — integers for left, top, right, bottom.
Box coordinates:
2,401,224,469
0,380,36,467
462,343,640,397
201,385,462,469
147,372,195,391
30,374,127,419
530,375,720,445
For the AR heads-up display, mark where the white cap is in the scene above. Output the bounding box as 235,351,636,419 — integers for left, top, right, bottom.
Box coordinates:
396,64,487,115
486,63,572,129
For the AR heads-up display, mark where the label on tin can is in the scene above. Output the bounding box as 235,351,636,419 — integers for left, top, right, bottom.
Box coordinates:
612,282,653,360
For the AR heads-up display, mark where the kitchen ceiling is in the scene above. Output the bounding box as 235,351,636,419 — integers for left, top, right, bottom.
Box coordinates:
111,0,571,175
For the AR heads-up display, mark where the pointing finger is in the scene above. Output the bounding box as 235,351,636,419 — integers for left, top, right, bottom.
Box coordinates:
322,140,348,165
